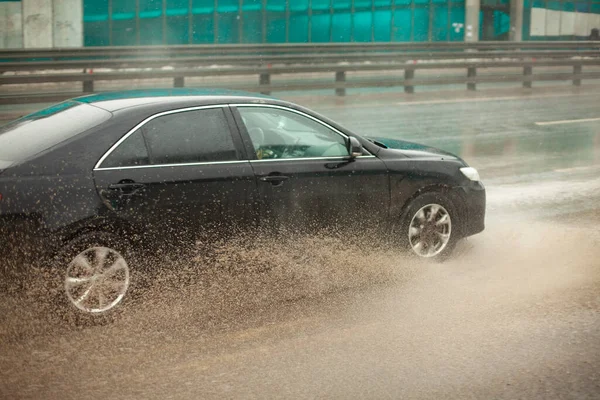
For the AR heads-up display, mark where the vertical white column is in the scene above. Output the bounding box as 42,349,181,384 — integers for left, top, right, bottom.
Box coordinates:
53,0,83,47
509,0,523,41
575,11,589,37
22,0,53,48
0,1,23,48
465,0,480,42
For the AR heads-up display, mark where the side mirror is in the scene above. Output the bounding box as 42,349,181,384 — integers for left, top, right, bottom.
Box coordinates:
347,136,363,158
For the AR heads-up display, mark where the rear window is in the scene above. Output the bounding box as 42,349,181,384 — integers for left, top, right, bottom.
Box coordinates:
0,101,111,162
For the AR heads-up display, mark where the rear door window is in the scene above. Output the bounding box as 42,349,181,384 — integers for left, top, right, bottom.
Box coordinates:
100,129,150,168
142,107,239,164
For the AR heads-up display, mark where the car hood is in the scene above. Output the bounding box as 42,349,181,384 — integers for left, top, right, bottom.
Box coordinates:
366,137,462,160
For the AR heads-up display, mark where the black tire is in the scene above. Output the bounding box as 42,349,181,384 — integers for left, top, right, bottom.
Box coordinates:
52,231,136,325
397,191,460,262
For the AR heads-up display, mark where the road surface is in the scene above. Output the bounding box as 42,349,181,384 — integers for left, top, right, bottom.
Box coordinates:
1,86,599,399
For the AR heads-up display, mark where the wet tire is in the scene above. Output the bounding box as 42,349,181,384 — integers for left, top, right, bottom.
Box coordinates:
52,232,135,325
398,191,459,262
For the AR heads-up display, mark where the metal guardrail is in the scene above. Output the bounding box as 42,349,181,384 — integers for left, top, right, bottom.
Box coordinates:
1,42,599,104
2,41,600,60
2,50,599,72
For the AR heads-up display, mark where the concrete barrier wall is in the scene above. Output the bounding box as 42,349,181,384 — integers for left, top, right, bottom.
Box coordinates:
0,1,23,48
54,0,83,47
3,0,82,49
22,0,53,48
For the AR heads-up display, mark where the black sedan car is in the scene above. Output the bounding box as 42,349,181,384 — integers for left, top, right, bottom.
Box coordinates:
0,89,485,317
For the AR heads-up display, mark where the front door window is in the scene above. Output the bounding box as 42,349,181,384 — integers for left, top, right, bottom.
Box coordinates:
237,107,349,160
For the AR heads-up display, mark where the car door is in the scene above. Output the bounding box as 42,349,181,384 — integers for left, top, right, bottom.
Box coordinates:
231,104,390,233
93,105,258,240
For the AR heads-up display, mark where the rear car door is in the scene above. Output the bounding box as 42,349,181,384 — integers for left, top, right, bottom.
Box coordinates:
93,105,257,240
231,104,390,232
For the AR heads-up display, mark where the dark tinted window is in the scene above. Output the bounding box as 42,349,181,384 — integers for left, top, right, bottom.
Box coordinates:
143,108,238,164
0,101,111,162
101,129,149,168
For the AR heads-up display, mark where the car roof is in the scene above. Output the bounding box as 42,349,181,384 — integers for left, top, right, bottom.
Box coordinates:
73,88,275,112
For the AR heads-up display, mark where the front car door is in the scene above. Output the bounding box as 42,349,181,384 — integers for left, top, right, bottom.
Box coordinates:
93,105,257,242
231,104,390,234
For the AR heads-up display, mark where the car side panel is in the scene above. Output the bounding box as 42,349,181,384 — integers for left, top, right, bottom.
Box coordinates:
0,171,102,259
228,104,391,232
378,151,471,230
0,112,158,236
93,162,258,241
92,106,259,242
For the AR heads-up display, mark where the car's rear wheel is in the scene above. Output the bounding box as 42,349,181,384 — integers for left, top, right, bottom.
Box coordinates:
54,232,134,324
399,191,459,261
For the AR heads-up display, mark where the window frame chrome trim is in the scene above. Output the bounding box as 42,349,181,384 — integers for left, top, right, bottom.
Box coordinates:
230,103,374,158
94,160,248,172
94,102,377,171
94,104,230,170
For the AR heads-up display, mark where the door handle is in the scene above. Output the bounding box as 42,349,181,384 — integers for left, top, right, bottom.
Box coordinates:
108,182,146,191
259,175,289,182
102,181,145,210
108,182,146,197
259,175,290,185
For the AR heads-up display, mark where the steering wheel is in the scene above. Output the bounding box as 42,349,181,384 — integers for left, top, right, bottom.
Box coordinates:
247,127,264,151
320,142,348,157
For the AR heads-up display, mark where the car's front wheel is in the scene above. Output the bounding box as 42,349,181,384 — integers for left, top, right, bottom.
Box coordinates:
55,232,133,323
399,191,459,261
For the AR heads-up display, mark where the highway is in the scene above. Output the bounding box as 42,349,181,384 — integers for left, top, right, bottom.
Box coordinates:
1,85,599,399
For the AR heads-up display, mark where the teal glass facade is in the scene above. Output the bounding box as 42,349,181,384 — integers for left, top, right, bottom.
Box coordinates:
81,0,600,46
83,0,473,46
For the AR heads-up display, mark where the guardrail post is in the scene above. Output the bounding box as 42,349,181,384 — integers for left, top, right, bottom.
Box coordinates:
523,66,532,89
335,71,346,96
83,79,94,93
404,69,414,94
174,77,185,88
573,65,582,86
467,67,477,91
259,73,271,95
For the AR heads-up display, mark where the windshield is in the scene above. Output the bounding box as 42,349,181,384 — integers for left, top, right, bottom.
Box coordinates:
0,101,111,162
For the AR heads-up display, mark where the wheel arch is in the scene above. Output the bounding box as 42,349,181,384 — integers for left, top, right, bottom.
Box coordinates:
52,216,140,257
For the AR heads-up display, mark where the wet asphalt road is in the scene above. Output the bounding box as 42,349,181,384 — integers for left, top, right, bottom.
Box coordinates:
1,86,600,399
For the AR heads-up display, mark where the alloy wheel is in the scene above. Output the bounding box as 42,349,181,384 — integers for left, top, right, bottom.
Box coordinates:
408,203,452,258
64,246,130,314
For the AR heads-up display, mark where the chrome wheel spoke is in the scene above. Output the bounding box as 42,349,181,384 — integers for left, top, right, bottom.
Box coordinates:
72,254,94,272
428,205,440,221
413,241,424,254
436,231,450,240
426,246,435,257
102,258,127,278
65,276,93,286
436,213,449,225
74,285,94,305
94,247,110,270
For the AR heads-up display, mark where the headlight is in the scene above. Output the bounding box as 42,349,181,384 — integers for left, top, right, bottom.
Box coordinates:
460,167,480,181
